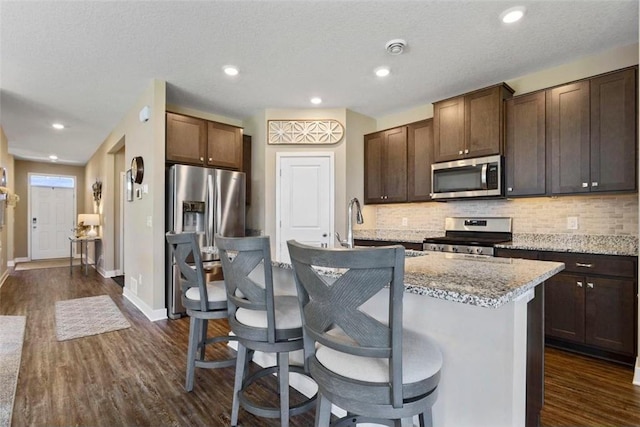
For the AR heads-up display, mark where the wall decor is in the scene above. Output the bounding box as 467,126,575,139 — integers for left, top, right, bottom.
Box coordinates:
268,120,344,145
131,156,144,184
92,179,102,206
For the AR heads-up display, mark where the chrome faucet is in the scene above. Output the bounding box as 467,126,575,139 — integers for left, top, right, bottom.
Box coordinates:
335,197,364,248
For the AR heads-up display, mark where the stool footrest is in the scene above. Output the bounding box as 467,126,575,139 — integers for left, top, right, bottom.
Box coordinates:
238,365,317,419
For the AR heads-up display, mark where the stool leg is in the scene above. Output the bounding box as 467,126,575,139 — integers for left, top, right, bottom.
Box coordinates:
231,343,248,427
185,316,200,392
315,394,332,427
277,352,290,427
199,319,208,360
419,408,432,427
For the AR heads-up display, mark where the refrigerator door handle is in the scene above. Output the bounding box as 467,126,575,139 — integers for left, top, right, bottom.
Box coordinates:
205,174,214,248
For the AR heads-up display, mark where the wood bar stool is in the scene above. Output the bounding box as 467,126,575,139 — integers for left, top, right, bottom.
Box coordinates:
166,232,236,392
287,240,442,427
216,234,316,427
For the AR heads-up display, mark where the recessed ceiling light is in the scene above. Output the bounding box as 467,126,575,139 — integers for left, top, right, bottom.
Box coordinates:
310,97,322,105
375,67,391,77
52,123,65,130
500,6,526,24
223,66,239,76
49,155,58,161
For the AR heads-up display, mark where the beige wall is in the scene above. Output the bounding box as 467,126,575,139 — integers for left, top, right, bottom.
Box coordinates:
0,127,15,283
13,160,85,259
85,79,167,318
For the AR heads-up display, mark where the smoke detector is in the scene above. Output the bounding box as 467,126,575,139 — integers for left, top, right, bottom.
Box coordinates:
385,39,407,55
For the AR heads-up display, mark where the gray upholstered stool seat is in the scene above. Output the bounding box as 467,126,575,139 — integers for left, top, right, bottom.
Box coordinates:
216,234,316,427
166,232,236,393
288,240,442,427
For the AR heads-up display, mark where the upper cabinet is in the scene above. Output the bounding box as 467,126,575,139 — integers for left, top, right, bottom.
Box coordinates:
364,127,408,204
166,112,243,170
547,67,637,195
505,91,547,196
407,119,434,202
433,83,514,163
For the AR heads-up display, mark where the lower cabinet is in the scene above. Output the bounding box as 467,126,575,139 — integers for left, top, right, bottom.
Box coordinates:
496,248,638,364
353,239,423,251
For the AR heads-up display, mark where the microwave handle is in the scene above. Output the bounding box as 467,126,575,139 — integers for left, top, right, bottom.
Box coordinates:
481,163,488,189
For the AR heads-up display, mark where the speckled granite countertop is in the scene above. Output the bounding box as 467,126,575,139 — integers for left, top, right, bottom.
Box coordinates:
496,233,638,256
274,250,564,309
354,230,638,257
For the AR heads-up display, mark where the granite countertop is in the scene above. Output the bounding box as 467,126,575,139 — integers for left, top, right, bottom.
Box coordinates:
497,233,638,256
274,250,564,309
355,229,638,257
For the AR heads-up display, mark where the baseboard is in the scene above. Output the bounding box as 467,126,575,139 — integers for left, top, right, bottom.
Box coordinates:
99,268,119,278
122,288,168,322
633,357,640,386
14,257,29,264
0,269,9,289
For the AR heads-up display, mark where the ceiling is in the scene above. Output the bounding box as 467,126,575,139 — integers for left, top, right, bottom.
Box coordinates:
1,1,637,165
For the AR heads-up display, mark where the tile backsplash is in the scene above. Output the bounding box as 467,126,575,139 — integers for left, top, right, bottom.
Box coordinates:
358,194,638,236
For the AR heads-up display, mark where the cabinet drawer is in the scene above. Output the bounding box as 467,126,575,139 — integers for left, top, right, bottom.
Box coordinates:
540,252,636,278
495,248,539,260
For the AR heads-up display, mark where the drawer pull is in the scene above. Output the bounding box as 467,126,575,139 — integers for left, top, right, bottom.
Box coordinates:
577,281,583,288
576,262,593,268
587,282,594,289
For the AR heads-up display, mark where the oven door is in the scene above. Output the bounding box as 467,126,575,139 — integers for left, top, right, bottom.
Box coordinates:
431,155,503,200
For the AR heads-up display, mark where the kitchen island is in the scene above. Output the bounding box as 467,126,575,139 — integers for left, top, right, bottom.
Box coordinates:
250,251,564,427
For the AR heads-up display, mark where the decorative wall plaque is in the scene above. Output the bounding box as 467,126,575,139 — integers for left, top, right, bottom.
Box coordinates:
268,120,344,145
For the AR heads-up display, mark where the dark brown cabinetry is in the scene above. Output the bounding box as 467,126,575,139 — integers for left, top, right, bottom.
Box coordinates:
364,127,408,204
547,67,637,195
353,239,423,251
433,84,514,163
496,248,638,364
166,112,243,170
407,119,434,202
505,91,546,196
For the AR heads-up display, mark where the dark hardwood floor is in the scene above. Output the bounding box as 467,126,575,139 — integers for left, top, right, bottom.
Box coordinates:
1,265,639,426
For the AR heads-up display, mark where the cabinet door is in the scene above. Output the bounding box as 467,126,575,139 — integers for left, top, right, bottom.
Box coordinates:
547,81,590,194
407,120,433,202
433,96,465,162
364,132,385,203
590,67,637,193
505,92,546,196
383,127,408,203
206,122,243,169
166,113,206,164
465,86,503,158
545,273,585,343
585,276,636,355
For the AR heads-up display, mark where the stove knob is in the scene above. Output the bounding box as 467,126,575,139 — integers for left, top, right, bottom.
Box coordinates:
429,244,437,251
467,248,474,254
475,247,484,255
452,247,458,253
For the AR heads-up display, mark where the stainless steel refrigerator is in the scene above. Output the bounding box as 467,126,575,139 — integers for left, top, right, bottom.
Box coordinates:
166,164,245,319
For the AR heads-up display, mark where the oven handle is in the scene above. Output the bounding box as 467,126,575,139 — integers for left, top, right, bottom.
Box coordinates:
481,163,488,189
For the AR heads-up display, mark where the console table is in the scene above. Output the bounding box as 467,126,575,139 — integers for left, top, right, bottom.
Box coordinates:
68,236,101,275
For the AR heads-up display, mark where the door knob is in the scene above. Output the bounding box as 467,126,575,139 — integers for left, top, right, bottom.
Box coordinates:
322,233,328,237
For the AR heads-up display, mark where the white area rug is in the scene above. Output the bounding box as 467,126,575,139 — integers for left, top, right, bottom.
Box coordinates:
0,316,26,427
55,295,131,341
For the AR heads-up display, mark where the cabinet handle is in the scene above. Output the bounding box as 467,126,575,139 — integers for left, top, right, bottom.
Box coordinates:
591,182,598,187
577,281,583,287
209,157,213,162
458,150,463,155
582,182,588,188
576,262,593,268
507,187,513,192
200,157,204,161
464,149,469,154
380,196,384,200
587,282,594,289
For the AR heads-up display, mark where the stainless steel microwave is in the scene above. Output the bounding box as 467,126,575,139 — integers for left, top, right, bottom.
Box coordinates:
431,154,504,200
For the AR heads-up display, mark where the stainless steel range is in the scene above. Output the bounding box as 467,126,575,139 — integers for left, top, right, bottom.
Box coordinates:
423,217,512,256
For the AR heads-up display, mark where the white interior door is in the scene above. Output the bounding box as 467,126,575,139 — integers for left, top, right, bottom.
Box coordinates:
276,153,334,263
31,186,75,260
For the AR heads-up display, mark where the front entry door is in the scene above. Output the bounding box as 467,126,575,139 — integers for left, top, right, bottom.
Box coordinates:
276,153,334,263
31,186,75,259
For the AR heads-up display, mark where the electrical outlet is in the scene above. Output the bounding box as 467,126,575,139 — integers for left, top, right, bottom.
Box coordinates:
402,217,408,226
567,216,579,230
146,216,152,227
130,277,138,294
138,274,142,288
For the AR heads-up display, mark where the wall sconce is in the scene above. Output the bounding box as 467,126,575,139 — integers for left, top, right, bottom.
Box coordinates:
92,180,102,206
